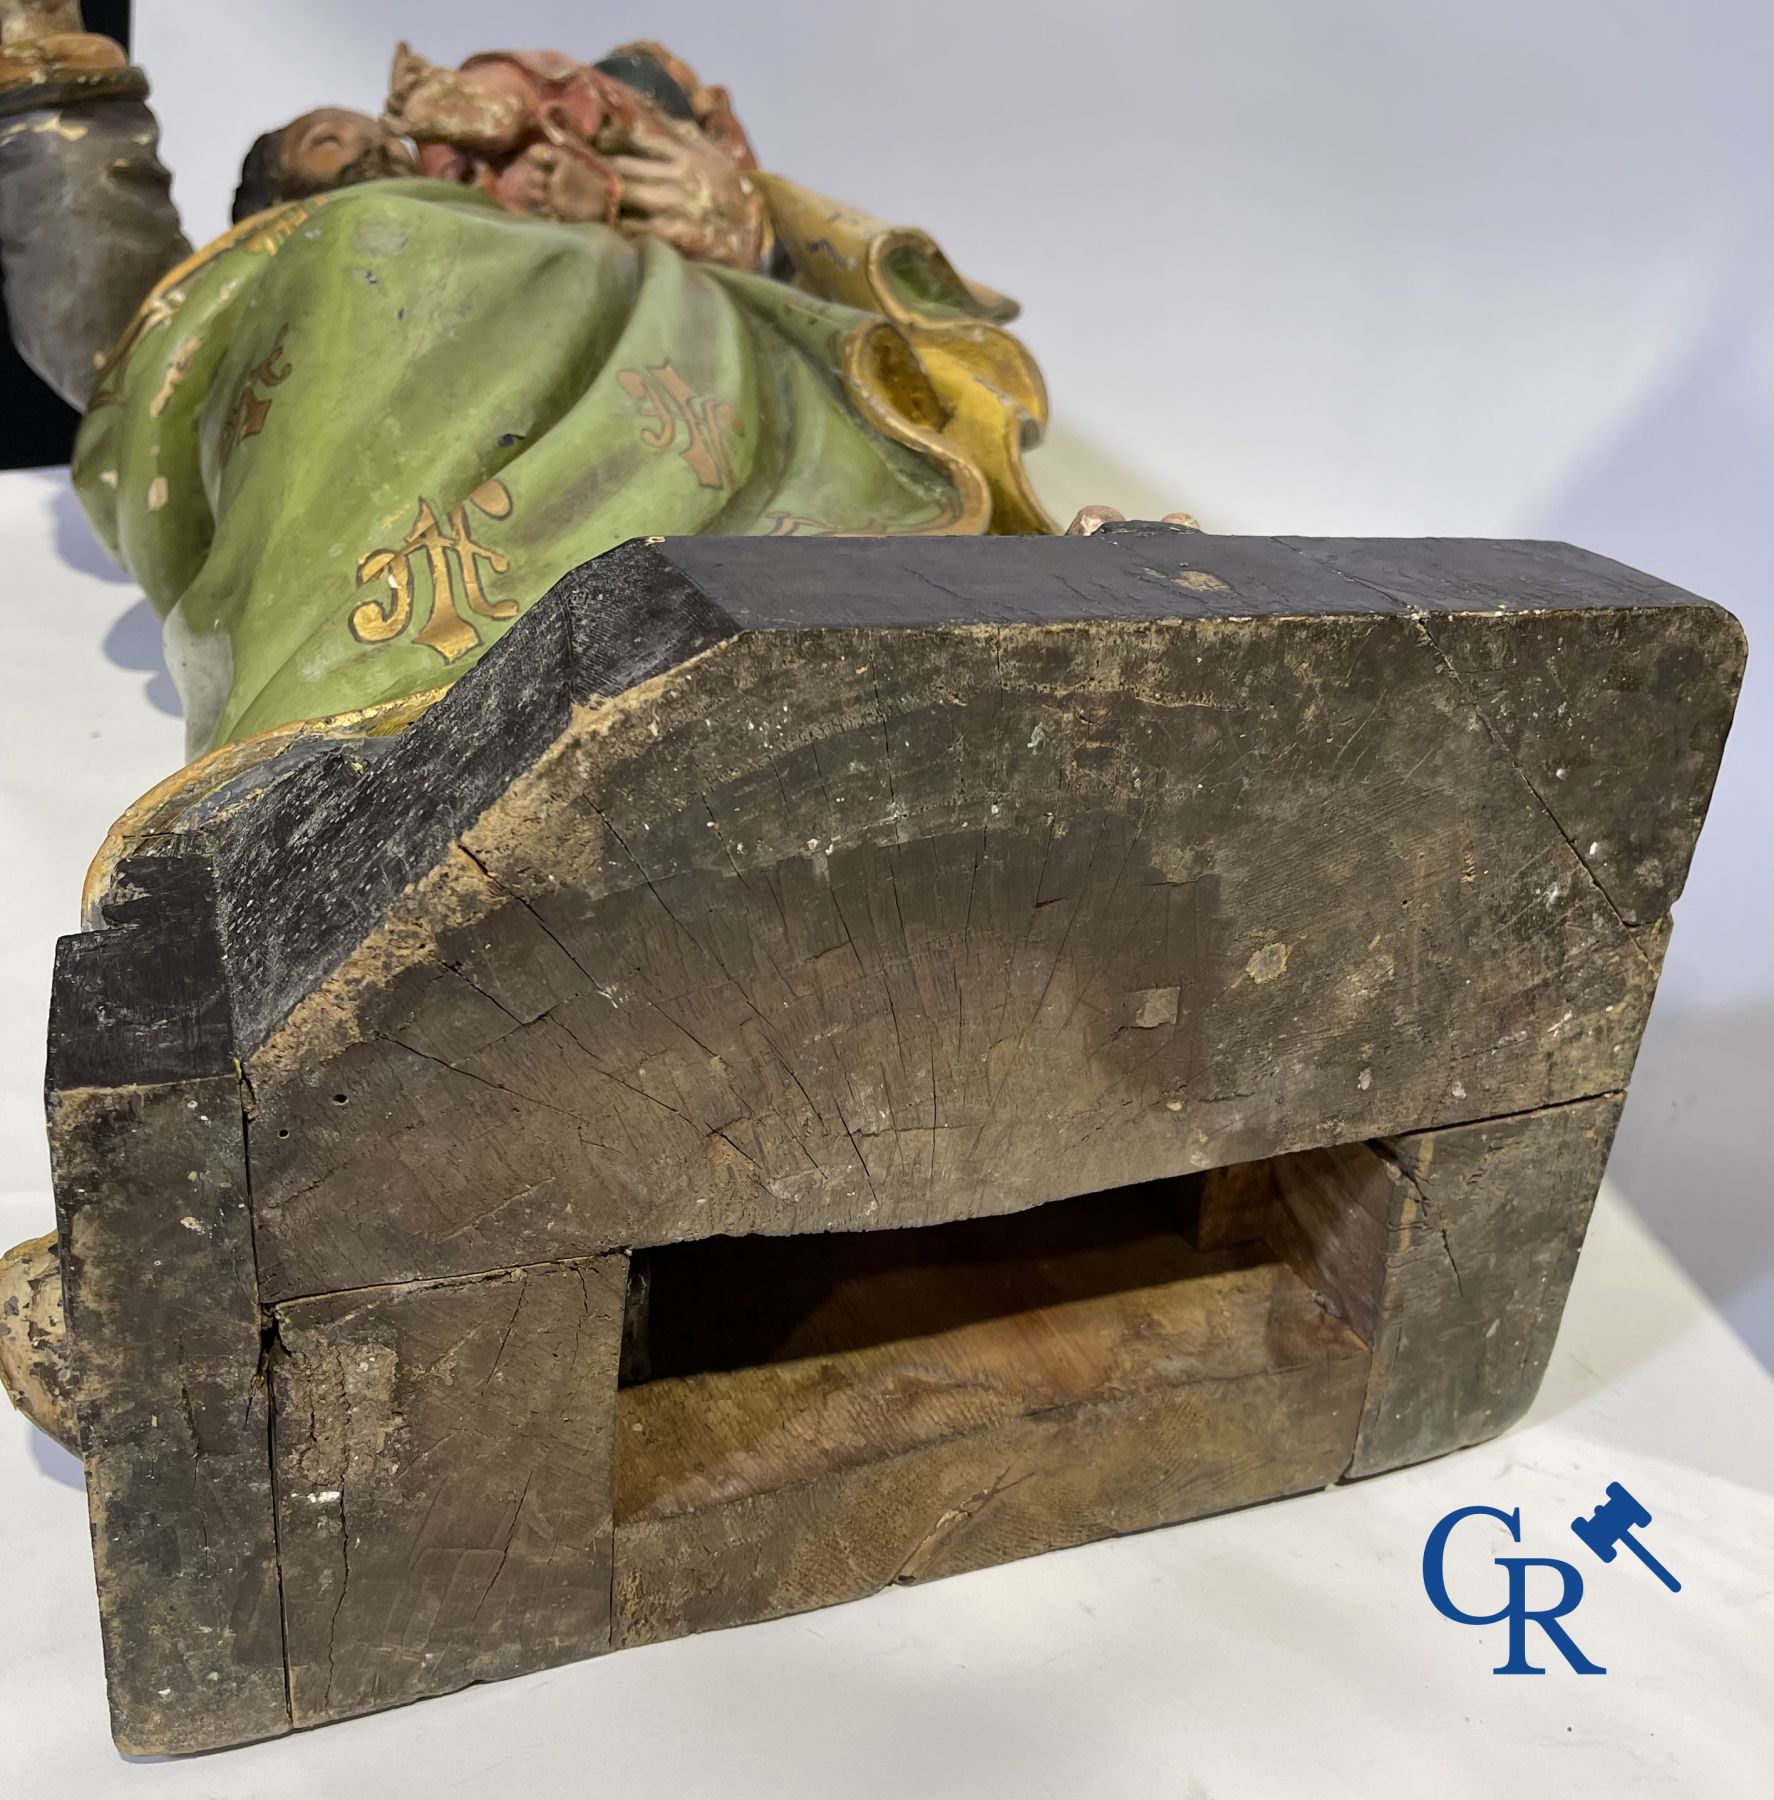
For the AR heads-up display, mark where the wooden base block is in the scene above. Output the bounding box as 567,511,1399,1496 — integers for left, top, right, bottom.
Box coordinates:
38,530,1741,1749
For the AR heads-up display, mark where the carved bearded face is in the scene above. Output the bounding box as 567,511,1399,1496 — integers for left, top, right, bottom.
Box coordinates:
279,109,417,193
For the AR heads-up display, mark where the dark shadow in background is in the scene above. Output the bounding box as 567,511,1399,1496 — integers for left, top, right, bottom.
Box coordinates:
50,473,129,583
0,0,131,471
29,1429,83,1493
1530,273,1774,1374
39,473,181,717
100,600,180,718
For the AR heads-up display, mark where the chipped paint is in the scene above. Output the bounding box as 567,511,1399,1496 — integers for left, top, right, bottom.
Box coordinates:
1245,942,1291,983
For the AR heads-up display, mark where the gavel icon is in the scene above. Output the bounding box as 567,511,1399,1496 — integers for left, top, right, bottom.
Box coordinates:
1571,1482,1681,1592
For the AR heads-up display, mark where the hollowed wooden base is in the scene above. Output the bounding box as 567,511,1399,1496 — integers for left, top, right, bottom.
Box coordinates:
45,531,1740,1750
613,1176,1369,1642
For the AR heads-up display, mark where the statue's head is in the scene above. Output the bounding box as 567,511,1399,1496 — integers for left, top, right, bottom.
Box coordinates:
230,108,416,223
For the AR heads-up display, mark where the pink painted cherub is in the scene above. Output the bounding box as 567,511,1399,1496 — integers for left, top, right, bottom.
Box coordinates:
382,40,768,271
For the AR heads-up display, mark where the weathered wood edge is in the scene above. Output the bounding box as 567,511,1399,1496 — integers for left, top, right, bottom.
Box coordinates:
48,851,291,1754
78,533,1742,1075
1272,533,1746,929
1346,1090,1625,1476
268,1252,628,1725
211,540,739,1055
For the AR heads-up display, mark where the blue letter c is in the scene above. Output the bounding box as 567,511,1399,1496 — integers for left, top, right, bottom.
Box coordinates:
1423,1504,1521,1625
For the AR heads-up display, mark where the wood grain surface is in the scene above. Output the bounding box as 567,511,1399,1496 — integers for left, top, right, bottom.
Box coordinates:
43,530,1741,1749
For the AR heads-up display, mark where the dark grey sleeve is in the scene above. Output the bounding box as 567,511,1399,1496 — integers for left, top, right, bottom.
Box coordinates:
0,74,190,410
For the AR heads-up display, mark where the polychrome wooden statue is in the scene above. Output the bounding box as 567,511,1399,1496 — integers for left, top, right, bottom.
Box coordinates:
0,0,1746,1761
3,9,1052,756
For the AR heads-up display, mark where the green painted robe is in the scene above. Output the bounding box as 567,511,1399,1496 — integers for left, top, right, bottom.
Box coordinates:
72,176,1050,756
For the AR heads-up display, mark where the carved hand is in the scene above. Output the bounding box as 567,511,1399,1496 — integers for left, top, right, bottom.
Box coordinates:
609,109,764,272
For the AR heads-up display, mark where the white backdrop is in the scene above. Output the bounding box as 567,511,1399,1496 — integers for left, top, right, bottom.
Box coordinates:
0,5,1769,1793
